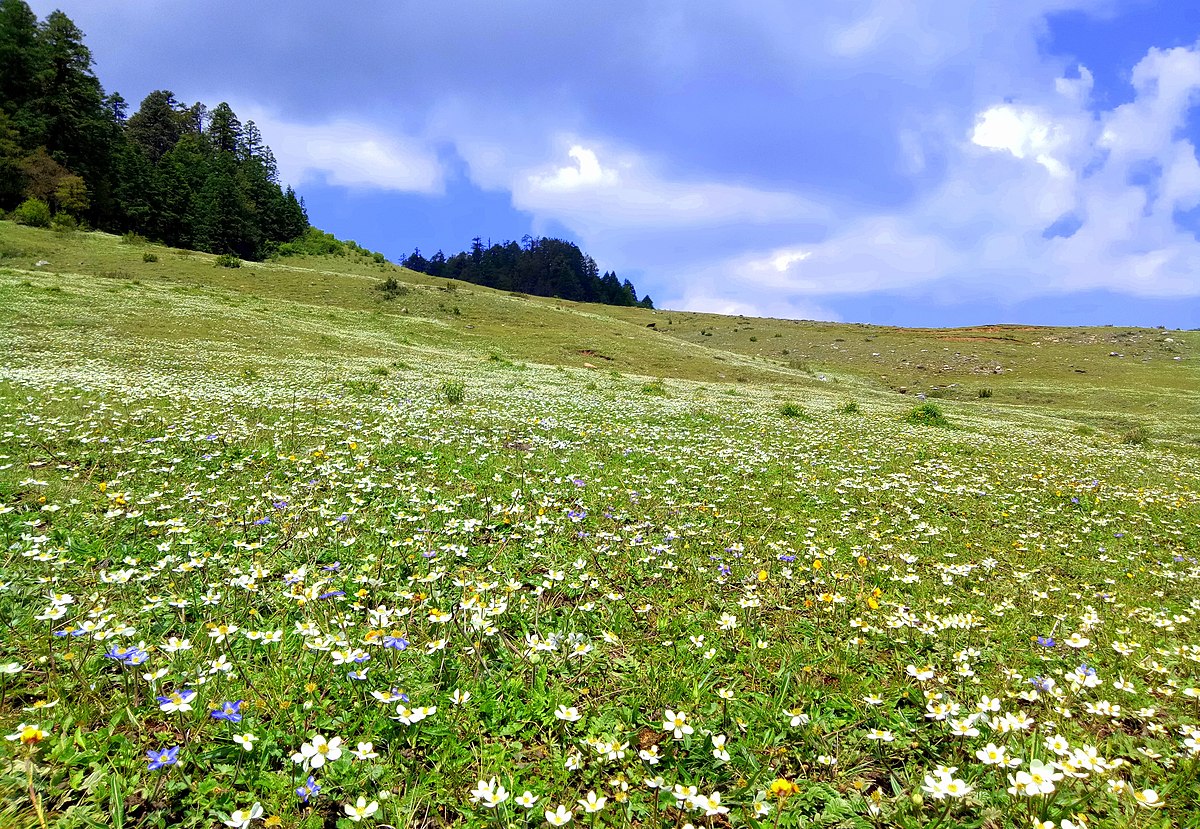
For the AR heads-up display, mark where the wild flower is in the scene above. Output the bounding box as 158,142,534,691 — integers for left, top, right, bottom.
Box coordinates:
211,700,243,723
223,803,263,829
663,709,693,739
156,689,196,713
344,797,379,822
296,775,320,803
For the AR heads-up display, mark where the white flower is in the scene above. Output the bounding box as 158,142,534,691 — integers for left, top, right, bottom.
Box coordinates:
545,804,573,825
1133,789,1162,808
351,741,379,760
711,733,730,762
232,733,257,752
344,796,379,822
223,802,263,829
516,791,540,809
297,734,342,769
555,705,582,722
577,791,606,813
662,709,693,739
450,689,471,705
470,778,510,808
692,791,729,816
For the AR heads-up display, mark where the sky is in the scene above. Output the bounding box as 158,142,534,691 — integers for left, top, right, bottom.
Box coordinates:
28,0,1200,328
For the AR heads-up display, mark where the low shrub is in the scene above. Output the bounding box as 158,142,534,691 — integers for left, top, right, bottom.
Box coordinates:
438,378,466,405
1120,425,1150,445
215,253,241,269
12,197,51,228
907,401,950,427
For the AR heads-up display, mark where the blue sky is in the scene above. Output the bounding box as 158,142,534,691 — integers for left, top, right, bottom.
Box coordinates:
29,0,1200,327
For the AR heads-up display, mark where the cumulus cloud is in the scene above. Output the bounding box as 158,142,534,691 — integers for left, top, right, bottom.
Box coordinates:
511,140,831,234
673,41,1200,312
242,109,444,194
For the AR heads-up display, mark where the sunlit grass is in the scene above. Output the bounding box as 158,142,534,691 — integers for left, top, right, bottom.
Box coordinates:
0,221,1198,828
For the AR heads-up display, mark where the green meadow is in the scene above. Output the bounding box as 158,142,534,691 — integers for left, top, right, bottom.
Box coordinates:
0,222,1198,829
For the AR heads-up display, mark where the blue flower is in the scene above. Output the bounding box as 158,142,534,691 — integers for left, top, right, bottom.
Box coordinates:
105,644,150,666
211,700,243,723
146,746,180,771
317,590,344,600
383,635,408,651
1029,676,1054,692
1036,636,1056,648
297,775,320,803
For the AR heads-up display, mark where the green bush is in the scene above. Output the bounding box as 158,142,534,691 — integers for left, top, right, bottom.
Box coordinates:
376,276,407,299
1120,425,1149,445
142,252,159,263
438,378,466,405
50,212,78,233
641,380,668,396
215,253,241,269
779,403,806,418
838,401,861,414
907,401,950,427
12,197,51,228
977,388,993,398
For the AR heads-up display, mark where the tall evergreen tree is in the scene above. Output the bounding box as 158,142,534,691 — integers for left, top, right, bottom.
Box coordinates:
127,90,186,163
0,0,43,143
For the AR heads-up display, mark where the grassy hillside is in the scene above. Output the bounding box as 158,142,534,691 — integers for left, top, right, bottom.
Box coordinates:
1,222,1198,828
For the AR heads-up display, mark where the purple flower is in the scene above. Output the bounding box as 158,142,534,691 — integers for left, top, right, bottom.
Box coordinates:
146,746,180,770
317,590,345,600
383,635,409,651
105,644,150,666
297,775,320,803
1037,636,1056,648
211,700,243,723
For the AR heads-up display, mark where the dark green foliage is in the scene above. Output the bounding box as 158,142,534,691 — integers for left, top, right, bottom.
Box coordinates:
906,401,950,427
0,2,309,257
376,276,407,300
977,388,993,398
404,236,652,309
438,378,466,404
11,195,48,226
779,402,806,417
214,253,241,269
838,400,861,414
142,251,157,263
1120,425,1149,445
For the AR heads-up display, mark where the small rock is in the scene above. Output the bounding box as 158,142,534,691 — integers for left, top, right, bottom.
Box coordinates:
34,260,50,267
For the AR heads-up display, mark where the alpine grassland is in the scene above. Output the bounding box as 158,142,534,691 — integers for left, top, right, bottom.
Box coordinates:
1,222,1199,829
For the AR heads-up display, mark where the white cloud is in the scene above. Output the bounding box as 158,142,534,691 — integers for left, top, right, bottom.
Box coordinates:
664,41,1200,311
511,140,831,234
971,105,1072,177
531,146,617,191
243,109,444,193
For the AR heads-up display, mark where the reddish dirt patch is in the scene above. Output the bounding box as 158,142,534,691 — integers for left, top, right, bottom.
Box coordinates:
937,335,1023,342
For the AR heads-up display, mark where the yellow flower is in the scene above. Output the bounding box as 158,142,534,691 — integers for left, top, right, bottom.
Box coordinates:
769,778,800,799
7,723,48,745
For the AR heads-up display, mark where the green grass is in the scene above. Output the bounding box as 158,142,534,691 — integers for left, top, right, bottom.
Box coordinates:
0,221,1199,828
